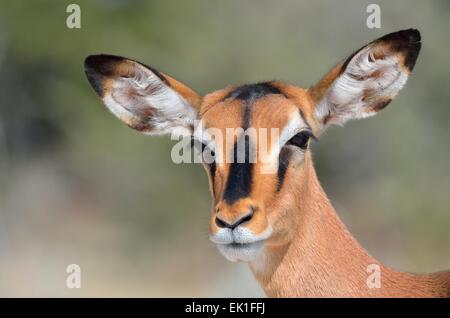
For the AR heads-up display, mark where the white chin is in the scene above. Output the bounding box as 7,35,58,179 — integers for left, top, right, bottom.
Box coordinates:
216,241,265,262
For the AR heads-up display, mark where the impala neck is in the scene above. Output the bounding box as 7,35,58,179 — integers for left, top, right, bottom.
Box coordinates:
249,153,448,297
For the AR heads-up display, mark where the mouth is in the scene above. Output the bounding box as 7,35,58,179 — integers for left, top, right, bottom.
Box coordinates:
215,240,265,262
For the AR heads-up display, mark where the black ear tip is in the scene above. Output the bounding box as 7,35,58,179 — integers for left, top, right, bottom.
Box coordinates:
84,54,130,97
84,55,109,97
376,29,421,72
84,54,126,73
398,29,421,71
378,28,421,45
84,55,99,71
399,28,421,43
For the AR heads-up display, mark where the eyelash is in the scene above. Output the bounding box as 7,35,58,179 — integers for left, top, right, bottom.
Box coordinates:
286,131,312,150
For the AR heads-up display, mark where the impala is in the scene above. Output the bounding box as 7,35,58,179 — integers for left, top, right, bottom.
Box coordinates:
84,29,450,297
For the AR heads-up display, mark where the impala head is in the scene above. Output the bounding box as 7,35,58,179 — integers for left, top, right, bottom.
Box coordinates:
84,29,421,262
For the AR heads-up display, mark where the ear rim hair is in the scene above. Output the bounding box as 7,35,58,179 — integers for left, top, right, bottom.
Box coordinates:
84,54,201,136
309,29,421,129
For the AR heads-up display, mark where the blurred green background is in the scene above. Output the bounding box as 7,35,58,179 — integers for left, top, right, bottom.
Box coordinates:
0,0,449,297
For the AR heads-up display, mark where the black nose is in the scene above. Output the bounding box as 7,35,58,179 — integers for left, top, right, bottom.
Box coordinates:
215,208,254,229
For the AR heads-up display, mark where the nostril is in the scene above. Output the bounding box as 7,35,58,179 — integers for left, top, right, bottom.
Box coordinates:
238,211,253,226
215,216,230,229
215,207,254,229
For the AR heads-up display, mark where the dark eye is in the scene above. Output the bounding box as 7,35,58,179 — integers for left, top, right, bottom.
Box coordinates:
191,139,215,158
286,131,311,150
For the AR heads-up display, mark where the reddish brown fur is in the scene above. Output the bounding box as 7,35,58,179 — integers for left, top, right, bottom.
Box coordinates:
248,153,450,297
200,85,450,297
199,85,450,297
85,29,449,297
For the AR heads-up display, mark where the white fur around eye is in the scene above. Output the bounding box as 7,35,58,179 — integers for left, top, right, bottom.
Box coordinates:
278,112,305,147
315,45,408,127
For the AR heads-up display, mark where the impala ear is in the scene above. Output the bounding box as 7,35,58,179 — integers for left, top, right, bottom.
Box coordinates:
309,29,421,129
84,54,201,136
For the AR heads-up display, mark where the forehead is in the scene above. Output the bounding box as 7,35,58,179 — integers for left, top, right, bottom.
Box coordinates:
200,82,313,132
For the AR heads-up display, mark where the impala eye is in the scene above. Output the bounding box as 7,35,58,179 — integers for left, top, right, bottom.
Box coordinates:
286,131,312,150
191,139,215,159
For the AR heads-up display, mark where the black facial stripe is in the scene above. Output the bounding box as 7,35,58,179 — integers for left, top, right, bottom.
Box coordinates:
222,83,281,204
209,161,216,187
277,147,291,192
223,136,253,204
242,102,251,130
224,82,283,102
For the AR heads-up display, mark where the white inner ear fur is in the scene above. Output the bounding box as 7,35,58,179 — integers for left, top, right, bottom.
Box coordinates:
104,63,197,137
315,45,408,126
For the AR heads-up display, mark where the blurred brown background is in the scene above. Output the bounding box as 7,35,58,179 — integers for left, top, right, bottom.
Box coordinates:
0,0,449,297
